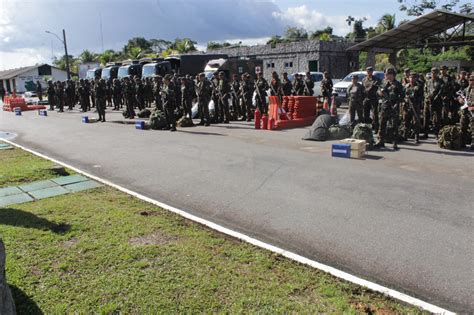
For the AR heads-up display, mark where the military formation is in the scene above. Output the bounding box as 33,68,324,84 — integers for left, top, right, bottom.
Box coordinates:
347,66,474,150
34,65,473,149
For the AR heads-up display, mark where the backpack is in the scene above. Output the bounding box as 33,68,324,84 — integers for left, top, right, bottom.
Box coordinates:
352,123,374,144
148,110,167,130
438,125,462,150
177,117,195,127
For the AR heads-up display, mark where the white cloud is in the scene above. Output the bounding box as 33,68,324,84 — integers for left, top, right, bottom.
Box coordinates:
273,5,355,36
0,48,52,70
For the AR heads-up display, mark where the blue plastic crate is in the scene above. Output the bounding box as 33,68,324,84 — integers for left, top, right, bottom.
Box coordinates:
82,116,89,123
332,143,351,158
14,108,22,116
38,110,47,116
135,121,146,130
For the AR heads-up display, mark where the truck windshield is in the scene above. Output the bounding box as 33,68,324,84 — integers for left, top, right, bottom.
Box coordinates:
86,70,95,80
142,65,155,77
101,68,111,80
118,67,129,79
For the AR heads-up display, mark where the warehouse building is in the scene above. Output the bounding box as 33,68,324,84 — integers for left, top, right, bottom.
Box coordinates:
0,64,68,94
207,40,359,80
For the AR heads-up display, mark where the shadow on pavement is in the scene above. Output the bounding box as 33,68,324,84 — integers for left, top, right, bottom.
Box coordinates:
10,284,43,315
0,208,71,234
177,130,226,136
400,146,474,157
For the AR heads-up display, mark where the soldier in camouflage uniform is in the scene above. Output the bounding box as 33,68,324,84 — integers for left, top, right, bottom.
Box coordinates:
106,79,113,107
440,65,456,125
281,72,293,96
362,67,380,131
211,74,221,123
135,78,145,111
77,79,88,112
153,75,163,111
112,78,122,110
181,77,193,119
458,71,469,91
218,71,231,123
255,72,269,115
424,67,444,138
460,75,474,149
230,74,241,119
320,71,333,100
375,68,404,150
293,74,305,96
161,74,177,131
65,80,75,110
270,71,281,97
403,73,423,143
90,79,96,108
36,81,43,101
123,77,136,118
304,72,314,96
95,79,107,122
240,73,254,121
55,81,65,112
196,73,211,126
47,80,56,111
347,75,365,126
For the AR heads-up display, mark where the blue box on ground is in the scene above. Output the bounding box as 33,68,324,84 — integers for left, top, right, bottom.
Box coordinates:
15,108,22,116
135,121,146,130
332,143,351,158
38,110,47,116
82,116,89,123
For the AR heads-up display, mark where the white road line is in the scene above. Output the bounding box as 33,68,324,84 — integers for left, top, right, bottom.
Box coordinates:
1,138,455,315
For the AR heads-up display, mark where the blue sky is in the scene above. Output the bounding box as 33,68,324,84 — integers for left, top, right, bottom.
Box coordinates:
0,0,430,70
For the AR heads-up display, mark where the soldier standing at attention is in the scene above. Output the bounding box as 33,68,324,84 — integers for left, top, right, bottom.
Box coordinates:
112,78,122,110
375,68,404,150
135,78,145,111
403,73,423,143
460,75,474,150
304,72,314,96
218,71,231,123
401,68,411,86
65,80,75,110
241,73,254,121
320,71,333,100
152,76,163,111
162,74,177,131
77,79,87,112
36,81,43,101
270,71,281,97
90,79,96,108
281,72,293,96
458,71,469,91
230,74,241,119
181,77,193,119
255,72,269,115
346,75,365,126
196,73,211,126
293,74,305,96
424,68,444,139
123,77,135,118
210,74,221,123
362,67,380,131
440,65,455,124
56,81,65,112
47,80,55,111
96,79,107,122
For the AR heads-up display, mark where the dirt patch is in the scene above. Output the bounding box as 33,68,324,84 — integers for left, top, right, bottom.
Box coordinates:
129,230,178,246
61,237,78,249
50,223,71,234
139,210,160,217
30,265,42,277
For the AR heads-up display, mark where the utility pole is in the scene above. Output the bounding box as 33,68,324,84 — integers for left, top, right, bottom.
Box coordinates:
45,29,71,79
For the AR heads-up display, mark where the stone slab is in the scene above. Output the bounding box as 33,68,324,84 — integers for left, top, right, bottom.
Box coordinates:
28,186,69,200
51,175,89,186
0,193,34,207
18,180,57,192
64,180,102,193
0,186,23,198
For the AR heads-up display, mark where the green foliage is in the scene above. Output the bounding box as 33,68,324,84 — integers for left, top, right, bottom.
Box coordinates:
97,49,122,66
284,27,308,41
78,50,97,63
123,37,152,56
207,41,232,50
397,47,473,74
170,38,197,53
397,0,468,16
377,14,396,33
345,16,367,42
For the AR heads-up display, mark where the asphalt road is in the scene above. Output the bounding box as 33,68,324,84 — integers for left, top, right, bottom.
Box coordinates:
1,108,473,312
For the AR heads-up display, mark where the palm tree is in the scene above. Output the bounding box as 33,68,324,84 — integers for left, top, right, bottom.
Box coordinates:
79,50,97,63
377,14,396,34
98,50,119,65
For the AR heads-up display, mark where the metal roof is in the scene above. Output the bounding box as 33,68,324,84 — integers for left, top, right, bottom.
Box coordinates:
347,10,474,52
0,64,65,80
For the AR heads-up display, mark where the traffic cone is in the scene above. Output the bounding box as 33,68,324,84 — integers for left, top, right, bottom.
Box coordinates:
268,117,275,130
261,114,268,130
330,95,337,117
254,109,261,129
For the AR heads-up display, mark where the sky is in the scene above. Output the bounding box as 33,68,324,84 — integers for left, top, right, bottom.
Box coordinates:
0,0,411,70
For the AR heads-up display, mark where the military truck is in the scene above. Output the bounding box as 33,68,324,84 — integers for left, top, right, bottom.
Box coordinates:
141,60,173,78
101,62,122,81
86,68,102,80
204,57,263,80
164,54,227,76
117,60,144,79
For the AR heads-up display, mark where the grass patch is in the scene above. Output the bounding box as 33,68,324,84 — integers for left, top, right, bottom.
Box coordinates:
0,147,428,313
0,146,72,188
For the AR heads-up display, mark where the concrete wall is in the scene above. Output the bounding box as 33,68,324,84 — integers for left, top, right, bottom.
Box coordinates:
207,40,358,80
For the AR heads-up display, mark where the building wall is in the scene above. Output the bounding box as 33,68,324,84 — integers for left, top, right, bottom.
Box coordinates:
12,67,68,93
207,40,358,80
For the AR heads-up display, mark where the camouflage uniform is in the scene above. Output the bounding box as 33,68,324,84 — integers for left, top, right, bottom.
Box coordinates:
403,78,423,142
55,81,64,112
320,73,333,100
230,76,242,119
281,74,293,96
376,70,404,149
424,70,444,137
196,74,212,126
255,75,269,115
304,73,314,96
362,69,380,131
218,73,231,123
460,80,474,148
153,76,163,111
241,75,254,121
112,79,122,110
293,75,305,96
36,81,43,101
347,78,365,125
123,78,136,118
181,78,193,119
95,79,107,122
47,81,56,110
162,75,177,131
